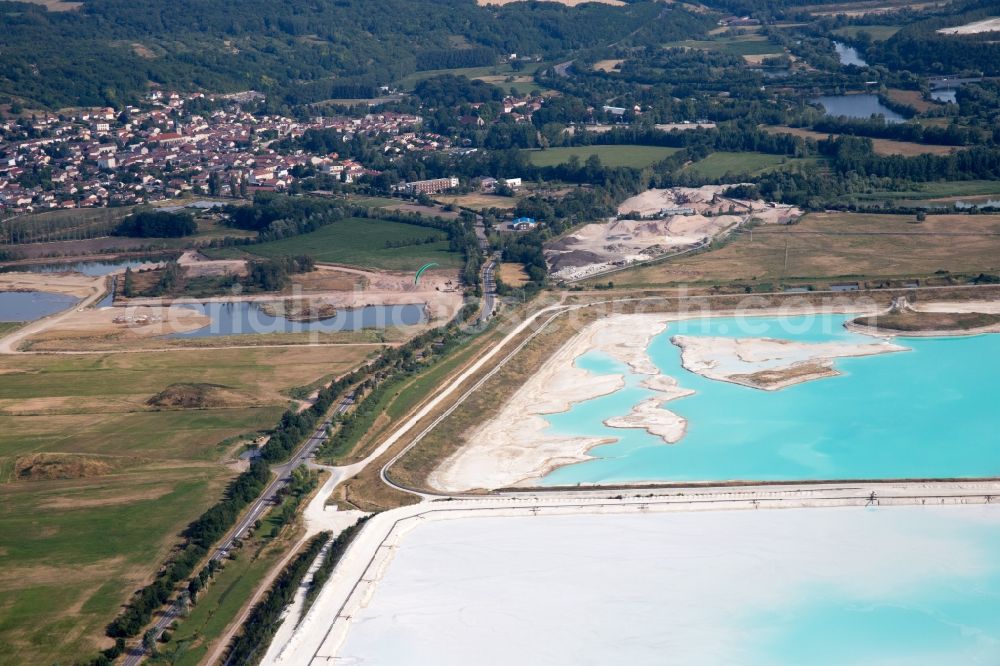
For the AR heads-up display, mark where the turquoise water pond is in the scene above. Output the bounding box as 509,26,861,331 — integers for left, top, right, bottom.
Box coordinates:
542,314,1000,484
336,506,1000,666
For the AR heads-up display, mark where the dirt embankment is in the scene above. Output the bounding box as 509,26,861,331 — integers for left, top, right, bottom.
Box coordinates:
14,453,117,481
146,382,250,409
260,300,338,322
0,272,103,298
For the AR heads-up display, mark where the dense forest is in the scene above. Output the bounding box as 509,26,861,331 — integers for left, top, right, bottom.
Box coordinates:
0,0,666,108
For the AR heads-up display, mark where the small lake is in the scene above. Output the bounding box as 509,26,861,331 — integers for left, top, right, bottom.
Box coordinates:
0,291,79,322
170,301,426,338
542,314,1000,484
3,258,164,276
930,89,957,103
833,41,867,67
812,94,906,123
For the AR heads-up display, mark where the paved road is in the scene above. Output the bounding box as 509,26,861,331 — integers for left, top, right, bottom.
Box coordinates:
554,60,574,77
125,214,493,662
480,260,497,323
122,393,354,666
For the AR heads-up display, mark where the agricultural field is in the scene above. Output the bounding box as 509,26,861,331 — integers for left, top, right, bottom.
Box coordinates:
665,34,784,57
610,212,1000,288
345,196,402,208
497,262,530,287
439,193,519,211
592,58,624,72
0,345,376,663
682,151,815,179
801,0,939,17
831,24,902,40
395,62,545,91
190,217,257,241
211,217,464,271
762,125,959,156
524,145,681,168
884,88,940,114
843,180,1000,204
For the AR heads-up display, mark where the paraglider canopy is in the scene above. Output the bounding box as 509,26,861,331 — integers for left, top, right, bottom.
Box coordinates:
415,262,438,284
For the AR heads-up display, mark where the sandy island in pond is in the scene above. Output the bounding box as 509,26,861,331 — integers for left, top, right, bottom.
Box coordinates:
430,308,916,492
672,335,907,390
429,314,684,493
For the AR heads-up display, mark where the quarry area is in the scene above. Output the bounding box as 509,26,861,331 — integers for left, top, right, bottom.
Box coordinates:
545,186,801,282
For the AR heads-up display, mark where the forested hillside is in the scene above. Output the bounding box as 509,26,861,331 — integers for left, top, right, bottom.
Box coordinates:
0,0,662,108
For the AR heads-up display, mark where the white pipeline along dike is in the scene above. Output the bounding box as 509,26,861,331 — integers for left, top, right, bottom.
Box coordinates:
266,480,1000,665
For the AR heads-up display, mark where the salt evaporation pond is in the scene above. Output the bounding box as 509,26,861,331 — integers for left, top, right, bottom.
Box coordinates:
812,94,906,123
0,291,79,321
171,301,425,337
337,506,1000,666
542,314,1000,484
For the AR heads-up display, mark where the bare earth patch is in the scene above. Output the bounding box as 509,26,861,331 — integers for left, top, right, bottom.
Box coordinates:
0,272,102,299
19,305,210,351
593,59,625,72
439,193,518,210
176,250,246,278
498,262,530,287
15,0,80,10
937,17,1000,35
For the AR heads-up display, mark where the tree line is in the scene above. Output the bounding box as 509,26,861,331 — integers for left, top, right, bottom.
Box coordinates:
113,210,197,238
301,516,370,617
105,460,270,639
224,531,332,665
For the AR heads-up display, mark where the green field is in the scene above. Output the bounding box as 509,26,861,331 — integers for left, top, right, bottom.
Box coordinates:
683,152,813,179
667,35,784,56
216,217,463,271
395,62,545,90
0,323,21,337
0,346,374,663
845,180,1000,202
156,517,290,666
832,25,901,41
525,145,681,169
346,196,402,208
